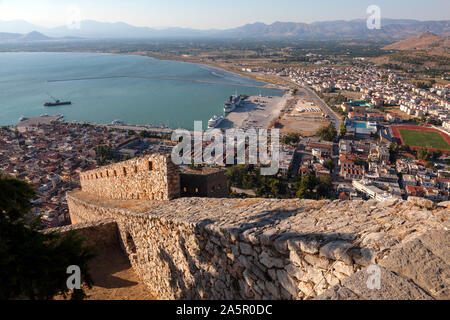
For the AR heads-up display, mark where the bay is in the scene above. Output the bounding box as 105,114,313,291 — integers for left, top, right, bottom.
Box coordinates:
0,52,282,130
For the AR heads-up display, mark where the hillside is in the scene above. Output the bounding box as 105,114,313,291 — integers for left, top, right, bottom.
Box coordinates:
18,31,51,41
383,31,449,52
372,31,450,74
0,31,52,42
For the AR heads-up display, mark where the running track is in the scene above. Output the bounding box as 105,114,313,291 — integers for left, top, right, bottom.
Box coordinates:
391,125,450,153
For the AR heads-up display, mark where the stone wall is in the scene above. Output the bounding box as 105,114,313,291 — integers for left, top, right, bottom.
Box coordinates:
67,191,449,300
79,154,180,202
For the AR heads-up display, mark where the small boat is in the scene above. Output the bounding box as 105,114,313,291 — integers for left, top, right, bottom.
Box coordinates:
19,115,28,122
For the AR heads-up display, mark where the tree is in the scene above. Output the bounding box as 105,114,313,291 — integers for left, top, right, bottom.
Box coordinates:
281,133,300,146
417,147,431,161
340,121,347,137
316,176,333,199
0,175,95,300
96,145,124,165
317,124,337,142
295,173,333,200
324,159,335,172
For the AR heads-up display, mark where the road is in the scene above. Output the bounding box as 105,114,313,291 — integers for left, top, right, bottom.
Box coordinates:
301,86,342,133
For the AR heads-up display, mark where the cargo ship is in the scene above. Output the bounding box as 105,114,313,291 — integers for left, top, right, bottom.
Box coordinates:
43,100,72,107
44,93,71,107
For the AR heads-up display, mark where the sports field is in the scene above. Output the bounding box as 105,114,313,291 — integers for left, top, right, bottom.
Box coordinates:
398,129,450,150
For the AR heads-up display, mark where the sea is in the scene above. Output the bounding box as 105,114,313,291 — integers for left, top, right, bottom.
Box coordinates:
0,52,283,130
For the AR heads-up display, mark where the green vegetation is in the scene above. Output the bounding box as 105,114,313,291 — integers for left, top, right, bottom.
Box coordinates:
0,174,95,300
340,121,347,136
96,145,123,165
324,159,335,172
417,147,442,161
317,124,337,141
294,173,333,200
399,129,450,150
390,52,450,68
227,165,335,200
410,116,443,126
323,93,348,106
227,165,287,198
281,133,300,146
414,80,436,89
390,143,443,162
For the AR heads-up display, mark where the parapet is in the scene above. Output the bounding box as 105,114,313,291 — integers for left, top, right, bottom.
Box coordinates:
79,154,180,201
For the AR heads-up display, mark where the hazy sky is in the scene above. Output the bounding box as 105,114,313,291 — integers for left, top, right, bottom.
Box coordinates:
0,0,449,29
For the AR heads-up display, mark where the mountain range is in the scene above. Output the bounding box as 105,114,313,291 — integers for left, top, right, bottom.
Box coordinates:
0,19,449,41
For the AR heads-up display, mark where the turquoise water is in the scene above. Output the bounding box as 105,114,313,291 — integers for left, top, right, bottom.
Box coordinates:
0,52,282,130
353,122,367,128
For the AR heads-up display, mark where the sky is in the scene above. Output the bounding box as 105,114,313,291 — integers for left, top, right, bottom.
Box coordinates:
0,0,449,29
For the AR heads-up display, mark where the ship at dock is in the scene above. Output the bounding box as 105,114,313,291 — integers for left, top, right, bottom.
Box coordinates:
223,93,244,114
208,115,224,129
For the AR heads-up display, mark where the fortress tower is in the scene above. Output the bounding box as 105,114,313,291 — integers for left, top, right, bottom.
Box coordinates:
79,153,180,202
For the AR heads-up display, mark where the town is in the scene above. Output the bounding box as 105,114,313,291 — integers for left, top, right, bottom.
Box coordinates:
1,61,449,230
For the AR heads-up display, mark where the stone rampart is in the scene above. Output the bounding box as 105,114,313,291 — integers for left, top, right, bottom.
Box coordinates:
67,191,450,300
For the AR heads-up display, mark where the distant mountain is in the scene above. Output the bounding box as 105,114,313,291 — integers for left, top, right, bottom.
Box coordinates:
0,19,449,40
0,31,52,42
0,20,43,34
224,19,450,40
18,31,51,41
44,20,215,39
383,31,449,51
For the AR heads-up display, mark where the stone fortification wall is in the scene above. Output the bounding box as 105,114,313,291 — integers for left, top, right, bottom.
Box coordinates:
67,191,449,300
79,154,180,202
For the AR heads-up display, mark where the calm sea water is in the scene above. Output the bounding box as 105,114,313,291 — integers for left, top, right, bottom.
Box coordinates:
0,52,282,130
